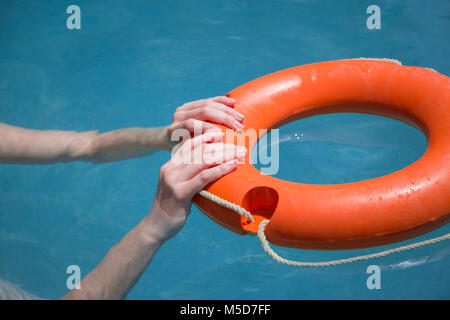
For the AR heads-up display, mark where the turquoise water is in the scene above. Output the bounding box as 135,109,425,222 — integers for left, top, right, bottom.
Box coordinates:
0,0,449,299
256,113,428,185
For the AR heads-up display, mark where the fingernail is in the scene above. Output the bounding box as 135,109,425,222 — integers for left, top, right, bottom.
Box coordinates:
233,111,244,121
233,120,244,129
237,147,247,157
226,159,237,167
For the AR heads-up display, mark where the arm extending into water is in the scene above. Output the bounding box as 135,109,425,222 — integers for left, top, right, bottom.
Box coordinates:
0,96,242,164
61,207,166,300
62,132,246,299
0,123,171,164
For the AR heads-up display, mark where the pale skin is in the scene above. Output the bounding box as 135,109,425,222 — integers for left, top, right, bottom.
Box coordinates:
0,96,244,164
0,96,246,299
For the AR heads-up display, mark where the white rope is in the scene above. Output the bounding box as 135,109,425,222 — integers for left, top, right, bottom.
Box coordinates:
341,57,402,65
257,219,450,267
198,190,254,222
198,190,450,266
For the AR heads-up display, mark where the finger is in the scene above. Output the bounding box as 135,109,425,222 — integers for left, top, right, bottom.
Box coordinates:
177,143,246,180
205,100,244,121
210,96,236,107
167,119,222,146
172,131,224,164
176,96,235,114
175,99,207,112
181,119,222,136
203,143,247,164
180,107,244,131
178,100,243,122
187,160,238,196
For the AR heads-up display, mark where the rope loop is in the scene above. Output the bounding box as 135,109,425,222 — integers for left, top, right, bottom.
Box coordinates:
199,191,450,267
257,219,450,267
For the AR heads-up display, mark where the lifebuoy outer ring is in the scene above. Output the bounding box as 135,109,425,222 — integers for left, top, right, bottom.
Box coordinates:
193,59,450,250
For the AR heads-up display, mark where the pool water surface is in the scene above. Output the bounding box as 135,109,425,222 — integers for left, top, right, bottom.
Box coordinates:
0,0,449,299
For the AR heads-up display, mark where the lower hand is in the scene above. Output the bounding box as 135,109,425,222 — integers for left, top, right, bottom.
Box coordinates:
145,131,247,242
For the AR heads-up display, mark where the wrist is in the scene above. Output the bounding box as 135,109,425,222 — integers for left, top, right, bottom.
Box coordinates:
142,199,188,244
159,126,172,152
138,202,174,245
128,127,172,153
137,216,167,248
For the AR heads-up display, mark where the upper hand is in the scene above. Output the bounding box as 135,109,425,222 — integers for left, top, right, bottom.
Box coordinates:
166,96,245,147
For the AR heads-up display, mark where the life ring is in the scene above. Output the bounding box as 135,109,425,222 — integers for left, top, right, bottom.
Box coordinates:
193,59,450,250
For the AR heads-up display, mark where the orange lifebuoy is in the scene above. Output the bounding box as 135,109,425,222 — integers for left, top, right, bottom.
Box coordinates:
193,59,450,250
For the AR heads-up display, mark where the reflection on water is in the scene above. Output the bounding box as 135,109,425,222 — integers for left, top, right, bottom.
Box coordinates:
254,113,427,184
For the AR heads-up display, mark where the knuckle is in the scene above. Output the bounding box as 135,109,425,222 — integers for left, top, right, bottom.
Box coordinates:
172,113,181,122
159,162,173,176
174,106,186,118
198,171,210,183
206,100,215,107
225,113,235,121
167,123,175,134
180,119,192,131
159,165,167,177
200,106,210,116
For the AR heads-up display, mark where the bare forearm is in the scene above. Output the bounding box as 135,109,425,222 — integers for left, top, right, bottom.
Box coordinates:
89,126,171,163
0,123,97,164
62,213,164,300
0,123,171,164
61,131,243,300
